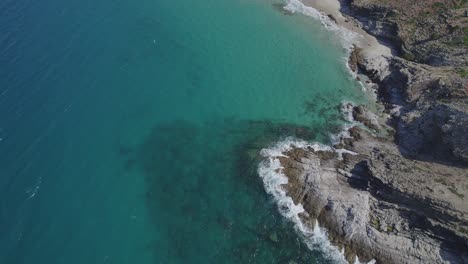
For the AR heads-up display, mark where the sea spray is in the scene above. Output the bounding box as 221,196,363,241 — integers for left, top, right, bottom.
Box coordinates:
258,138,349,263
283,0,360,52
257,138,371,264
0,0,380,262
257,2,371,250
255,11,373,253
330,102,359,147
283,0,368,83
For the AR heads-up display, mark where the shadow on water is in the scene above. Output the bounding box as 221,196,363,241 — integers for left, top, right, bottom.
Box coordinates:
118,118,336,264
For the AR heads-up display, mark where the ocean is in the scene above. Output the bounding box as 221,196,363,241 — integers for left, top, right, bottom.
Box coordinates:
0,0,366,263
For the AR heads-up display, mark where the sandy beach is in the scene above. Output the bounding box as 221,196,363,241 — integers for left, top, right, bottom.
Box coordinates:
274,1,468,263
299,0,393,75
301,0,392,55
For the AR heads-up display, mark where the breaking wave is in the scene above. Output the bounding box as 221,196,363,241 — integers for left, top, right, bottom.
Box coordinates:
255,1,379,263
283,0,367,82
283,0,359,51
257,138,372,264
258,138,348,263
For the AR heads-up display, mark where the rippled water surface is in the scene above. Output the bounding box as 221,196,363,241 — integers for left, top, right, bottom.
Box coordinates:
0,0,365,263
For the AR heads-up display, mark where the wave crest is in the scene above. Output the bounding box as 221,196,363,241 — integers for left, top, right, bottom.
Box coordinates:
258,2,377,263
258,138,349,263
283,0,360,51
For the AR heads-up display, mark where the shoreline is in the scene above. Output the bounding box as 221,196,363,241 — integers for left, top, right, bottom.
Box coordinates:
302,0,393,57
297,0,395,127
284,0,395,115
259,0,468,263
290,0,393,78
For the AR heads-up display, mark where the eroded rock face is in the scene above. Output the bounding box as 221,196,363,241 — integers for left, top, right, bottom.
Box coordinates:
348,25,468,165
269,1,468,262
348,45,364,73
276,126,468,264
352,105,381,131
342,0,468,67
398,104,468,164
441,111,468,162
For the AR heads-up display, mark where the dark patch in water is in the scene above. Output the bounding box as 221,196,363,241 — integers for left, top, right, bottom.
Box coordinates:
121,119,337,263
302,101,348,143
115,144,133,156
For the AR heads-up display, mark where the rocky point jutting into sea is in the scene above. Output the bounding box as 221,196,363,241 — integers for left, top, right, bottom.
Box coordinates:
259,0,468,263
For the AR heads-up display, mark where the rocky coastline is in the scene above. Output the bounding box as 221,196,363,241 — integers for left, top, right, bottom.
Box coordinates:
265,0,468,263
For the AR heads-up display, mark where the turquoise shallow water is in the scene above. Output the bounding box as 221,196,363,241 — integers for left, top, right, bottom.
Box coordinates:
0,0,365,263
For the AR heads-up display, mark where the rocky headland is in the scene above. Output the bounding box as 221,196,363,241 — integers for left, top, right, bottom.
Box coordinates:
264,0,468,263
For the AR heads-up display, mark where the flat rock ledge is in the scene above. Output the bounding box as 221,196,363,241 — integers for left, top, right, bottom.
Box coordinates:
277,123,468,264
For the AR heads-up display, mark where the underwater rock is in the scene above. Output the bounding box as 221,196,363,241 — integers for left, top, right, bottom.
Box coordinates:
269,232,279,243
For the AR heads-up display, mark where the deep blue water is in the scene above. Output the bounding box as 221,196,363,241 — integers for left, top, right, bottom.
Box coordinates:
0,0,365,263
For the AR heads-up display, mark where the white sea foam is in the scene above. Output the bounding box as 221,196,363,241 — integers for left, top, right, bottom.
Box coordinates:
257,101,370,263
283,0,359,52
258,138,348,263
258,138,371,263
284,0,366,82
26,176,42,199
330,101,359,147
258,2,377,262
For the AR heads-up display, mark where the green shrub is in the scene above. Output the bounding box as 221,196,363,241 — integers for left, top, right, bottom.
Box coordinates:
456,68,468,78
402,53,415,61
432,2,446,10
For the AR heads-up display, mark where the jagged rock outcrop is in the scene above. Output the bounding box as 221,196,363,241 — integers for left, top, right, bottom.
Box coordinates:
346,47,468,165
398,104,468,164
352,105,381,131
277,124,468,264
341,0,468,67
269,1,468,262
